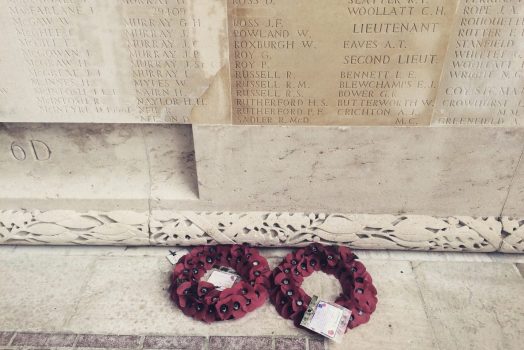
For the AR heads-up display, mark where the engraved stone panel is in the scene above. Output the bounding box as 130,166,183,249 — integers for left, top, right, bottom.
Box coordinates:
0,124,199,213
0,0,229,124
229,0,458,126
0,123,150,210
433,0,524,126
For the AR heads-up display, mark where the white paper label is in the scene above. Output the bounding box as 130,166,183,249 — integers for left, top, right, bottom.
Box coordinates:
300,296,351,343
166,249,190,265
204,269,240,291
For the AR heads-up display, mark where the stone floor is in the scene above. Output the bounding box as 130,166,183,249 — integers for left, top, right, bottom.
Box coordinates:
0,246,523,350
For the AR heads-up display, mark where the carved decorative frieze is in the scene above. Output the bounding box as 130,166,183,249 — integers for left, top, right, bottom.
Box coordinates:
151,211,503,252
0,210,149,245
0,209,517,252
500,217,524,253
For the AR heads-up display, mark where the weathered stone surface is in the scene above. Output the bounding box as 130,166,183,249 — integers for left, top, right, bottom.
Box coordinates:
0,0,230,124
11,332,49,347
193,125,524,216
0,0,522,126
143,335,204,349
503,148,524,217
412,261,524,350
230,0,457,126
0,332,14,346
433,0,524,127
208,336,272,350
10,332,76,347
75,334,141,349
0,123,150,211
0,253,97,330
0,124,198,211
275,337,306,350
143,125,199,203
307,338,325,350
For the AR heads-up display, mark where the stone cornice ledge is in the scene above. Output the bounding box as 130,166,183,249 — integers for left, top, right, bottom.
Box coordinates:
0,210,522,253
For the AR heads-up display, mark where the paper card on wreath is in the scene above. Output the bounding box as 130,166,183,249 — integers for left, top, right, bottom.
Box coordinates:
300,295,351,343
203,268,241,291
166,249,190,265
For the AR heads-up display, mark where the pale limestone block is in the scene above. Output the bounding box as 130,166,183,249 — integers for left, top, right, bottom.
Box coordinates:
142,125,199,202
0,253,98,331
0,124,200,212
193,125,524,216
0,0,230,124
0,123,150,211
503,149,524,217
412,262,524,350
331,261,437,350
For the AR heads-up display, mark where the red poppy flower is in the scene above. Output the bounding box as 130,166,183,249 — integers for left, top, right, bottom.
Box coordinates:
239,284,261,312
196,281,215,297
335,295,354,310
173,262,186,276
296,256,316,276
204,288,221,305
284,250,305,266
274,271,300,287
199,304,218,323
230,294,248,319
215,296,234,320
254,275,271,289
338,246,358,263
348,307,371,328
304,243,326,256
276,265,305,284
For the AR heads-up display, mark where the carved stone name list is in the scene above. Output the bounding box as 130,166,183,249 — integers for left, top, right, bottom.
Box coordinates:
434,0,524,126
0,0,523,126
230,0,457,126
0,0,228,124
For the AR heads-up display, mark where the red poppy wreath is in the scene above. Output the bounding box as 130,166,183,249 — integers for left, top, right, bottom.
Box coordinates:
169,245,271,323
270,243,378,330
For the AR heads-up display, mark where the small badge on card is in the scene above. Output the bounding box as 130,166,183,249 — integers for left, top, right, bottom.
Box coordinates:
166,249,190,265
300,295,352,343
203,268,241,291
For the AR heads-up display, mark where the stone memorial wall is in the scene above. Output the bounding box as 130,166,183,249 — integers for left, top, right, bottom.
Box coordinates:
1,0,524,251
0,0,522,125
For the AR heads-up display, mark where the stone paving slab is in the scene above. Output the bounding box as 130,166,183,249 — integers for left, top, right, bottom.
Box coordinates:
0,254,98,331
0,247,523,350
413,262,524,350
0,333,319,350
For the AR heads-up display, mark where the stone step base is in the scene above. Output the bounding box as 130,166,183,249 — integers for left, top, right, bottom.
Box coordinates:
0,247,522,350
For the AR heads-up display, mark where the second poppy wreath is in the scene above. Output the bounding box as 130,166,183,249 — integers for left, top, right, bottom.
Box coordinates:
170,245,271,322
270,243,378,330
